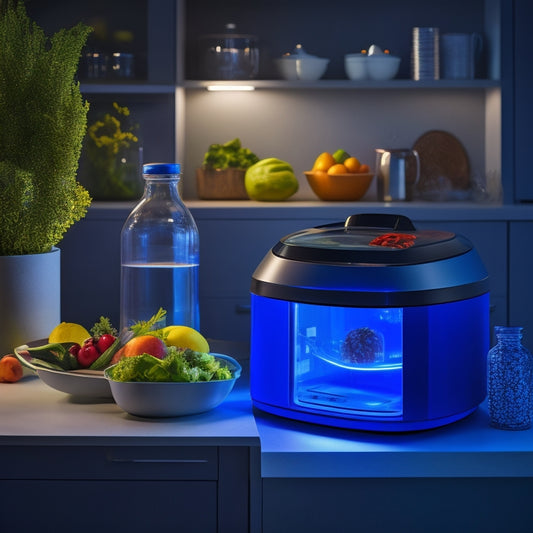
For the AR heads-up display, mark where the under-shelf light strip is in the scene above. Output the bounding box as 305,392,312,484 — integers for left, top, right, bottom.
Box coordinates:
206,85,255,91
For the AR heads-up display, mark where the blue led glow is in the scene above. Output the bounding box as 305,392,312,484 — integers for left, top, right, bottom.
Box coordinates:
250,292,489,432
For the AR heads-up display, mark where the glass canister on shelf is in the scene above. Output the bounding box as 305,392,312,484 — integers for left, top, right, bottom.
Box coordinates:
120,163,200,332
487,326,533,430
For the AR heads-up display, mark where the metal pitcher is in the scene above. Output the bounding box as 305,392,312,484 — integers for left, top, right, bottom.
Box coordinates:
375,148,420,201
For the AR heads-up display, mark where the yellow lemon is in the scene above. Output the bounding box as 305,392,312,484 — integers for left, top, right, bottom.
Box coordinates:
49,322,91,345
312,152,336,171
162,325,210,353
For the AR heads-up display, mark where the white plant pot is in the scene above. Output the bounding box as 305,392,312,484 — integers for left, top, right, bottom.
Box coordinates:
0,247,60,356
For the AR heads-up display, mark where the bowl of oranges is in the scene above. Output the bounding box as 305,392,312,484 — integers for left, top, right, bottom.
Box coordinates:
305,150,374,201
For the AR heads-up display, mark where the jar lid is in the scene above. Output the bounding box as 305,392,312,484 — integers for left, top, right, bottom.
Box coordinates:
273,213,472,266
280,43,324,60
143,163,181,175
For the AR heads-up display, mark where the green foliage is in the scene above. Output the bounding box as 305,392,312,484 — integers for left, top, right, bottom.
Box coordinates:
107,348,233,383
0,1,92,255
202,138,259,170
82,102,141,200
90,316,118,338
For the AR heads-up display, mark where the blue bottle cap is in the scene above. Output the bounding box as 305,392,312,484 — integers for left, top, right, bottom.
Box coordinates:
143,163,181,175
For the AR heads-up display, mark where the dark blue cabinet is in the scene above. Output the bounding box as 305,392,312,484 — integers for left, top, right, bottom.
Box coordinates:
513,0,533,201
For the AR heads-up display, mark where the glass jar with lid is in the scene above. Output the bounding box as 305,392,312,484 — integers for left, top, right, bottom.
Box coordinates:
487,326,533,430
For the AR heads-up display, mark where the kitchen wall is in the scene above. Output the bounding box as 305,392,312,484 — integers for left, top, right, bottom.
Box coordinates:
182,89,490,200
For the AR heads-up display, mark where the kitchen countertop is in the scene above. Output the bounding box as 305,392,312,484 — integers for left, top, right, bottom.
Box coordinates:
254,403,533,478
2,362,533,478
0,372,259,447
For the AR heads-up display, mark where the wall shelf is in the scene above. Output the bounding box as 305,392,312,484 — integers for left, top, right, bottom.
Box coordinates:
80,83,176,94
184,79,501,91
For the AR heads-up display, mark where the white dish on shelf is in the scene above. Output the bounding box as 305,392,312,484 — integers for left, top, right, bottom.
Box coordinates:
367,55,401,80
276,44,329,81
344,53,368,80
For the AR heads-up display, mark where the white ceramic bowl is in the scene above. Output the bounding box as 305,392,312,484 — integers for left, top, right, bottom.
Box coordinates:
344,54,368,80
104,353,242,417
275,57,299,80
295,57,329,80
367,55,401,80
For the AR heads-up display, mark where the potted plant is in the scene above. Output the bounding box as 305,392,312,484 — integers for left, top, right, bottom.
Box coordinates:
196,138,259,199
0,1,92,355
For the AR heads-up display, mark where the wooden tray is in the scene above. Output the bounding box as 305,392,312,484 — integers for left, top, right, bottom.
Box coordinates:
413,130,470,194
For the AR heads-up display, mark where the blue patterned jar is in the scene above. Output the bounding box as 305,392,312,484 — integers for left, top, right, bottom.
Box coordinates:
487,326,533,430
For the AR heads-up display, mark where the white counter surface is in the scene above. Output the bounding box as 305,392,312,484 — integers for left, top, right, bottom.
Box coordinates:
2,370,533,479
254,403,533,478
0,373,259,447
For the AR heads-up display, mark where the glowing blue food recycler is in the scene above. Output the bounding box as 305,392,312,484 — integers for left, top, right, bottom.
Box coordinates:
250,213,490,432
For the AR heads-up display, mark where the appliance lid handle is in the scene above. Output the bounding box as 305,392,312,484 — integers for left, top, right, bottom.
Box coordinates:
344,213,416,231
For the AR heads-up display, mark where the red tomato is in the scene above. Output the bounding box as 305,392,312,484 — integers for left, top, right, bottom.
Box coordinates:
96,334,116,354
77,343,100,368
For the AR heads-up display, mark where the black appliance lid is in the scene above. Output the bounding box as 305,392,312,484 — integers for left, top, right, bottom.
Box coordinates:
272,213,472,265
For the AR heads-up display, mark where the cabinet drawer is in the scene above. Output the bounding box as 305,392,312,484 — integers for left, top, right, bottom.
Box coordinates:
1,479,217,533
0,445,218,480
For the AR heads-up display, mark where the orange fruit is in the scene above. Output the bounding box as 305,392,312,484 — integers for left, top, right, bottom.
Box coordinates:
327,163,348,175
0,355,23,383
111,335,167,365
359,163,371,173
312,152,336,172
344,156,361,173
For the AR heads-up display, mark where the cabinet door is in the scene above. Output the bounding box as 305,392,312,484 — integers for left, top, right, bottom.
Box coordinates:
0,445,258,533
413,220,507,339
196,217,330,341
1,479,216,533
509,222,533,351
60,209,127,328
263,477,533,533
514,0,533,200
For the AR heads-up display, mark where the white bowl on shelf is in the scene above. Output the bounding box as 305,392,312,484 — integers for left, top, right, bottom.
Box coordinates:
344,53,368,80
275,57,298,80
296,56,329,81
276,44,329,81
367,55,401,80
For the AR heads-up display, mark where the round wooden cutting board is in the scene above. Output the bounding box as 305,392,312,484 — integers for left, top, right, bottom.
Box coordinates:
413,130,471,193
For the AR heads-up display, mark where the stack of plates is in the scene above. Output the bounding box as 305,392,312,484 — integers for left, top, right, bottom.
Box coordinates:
411,27,439,80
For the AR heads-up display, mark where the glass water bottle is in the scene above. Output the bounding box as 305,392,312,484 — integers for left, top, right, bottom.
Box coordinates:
487,326,533,430
120,163,200,331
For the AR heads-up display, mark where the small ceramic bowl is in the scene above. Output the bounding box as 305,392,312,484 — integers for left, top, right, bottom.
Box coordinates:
295,57,329,81
274,57,298,80
305,171,374,201
276,44,329,81
367,55,401,80
344,53,368,80
104,353,242,417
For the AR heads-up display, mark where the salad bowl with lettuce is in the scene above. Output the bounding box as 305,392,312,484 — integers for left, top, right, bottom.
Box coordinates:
104,349,241,417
